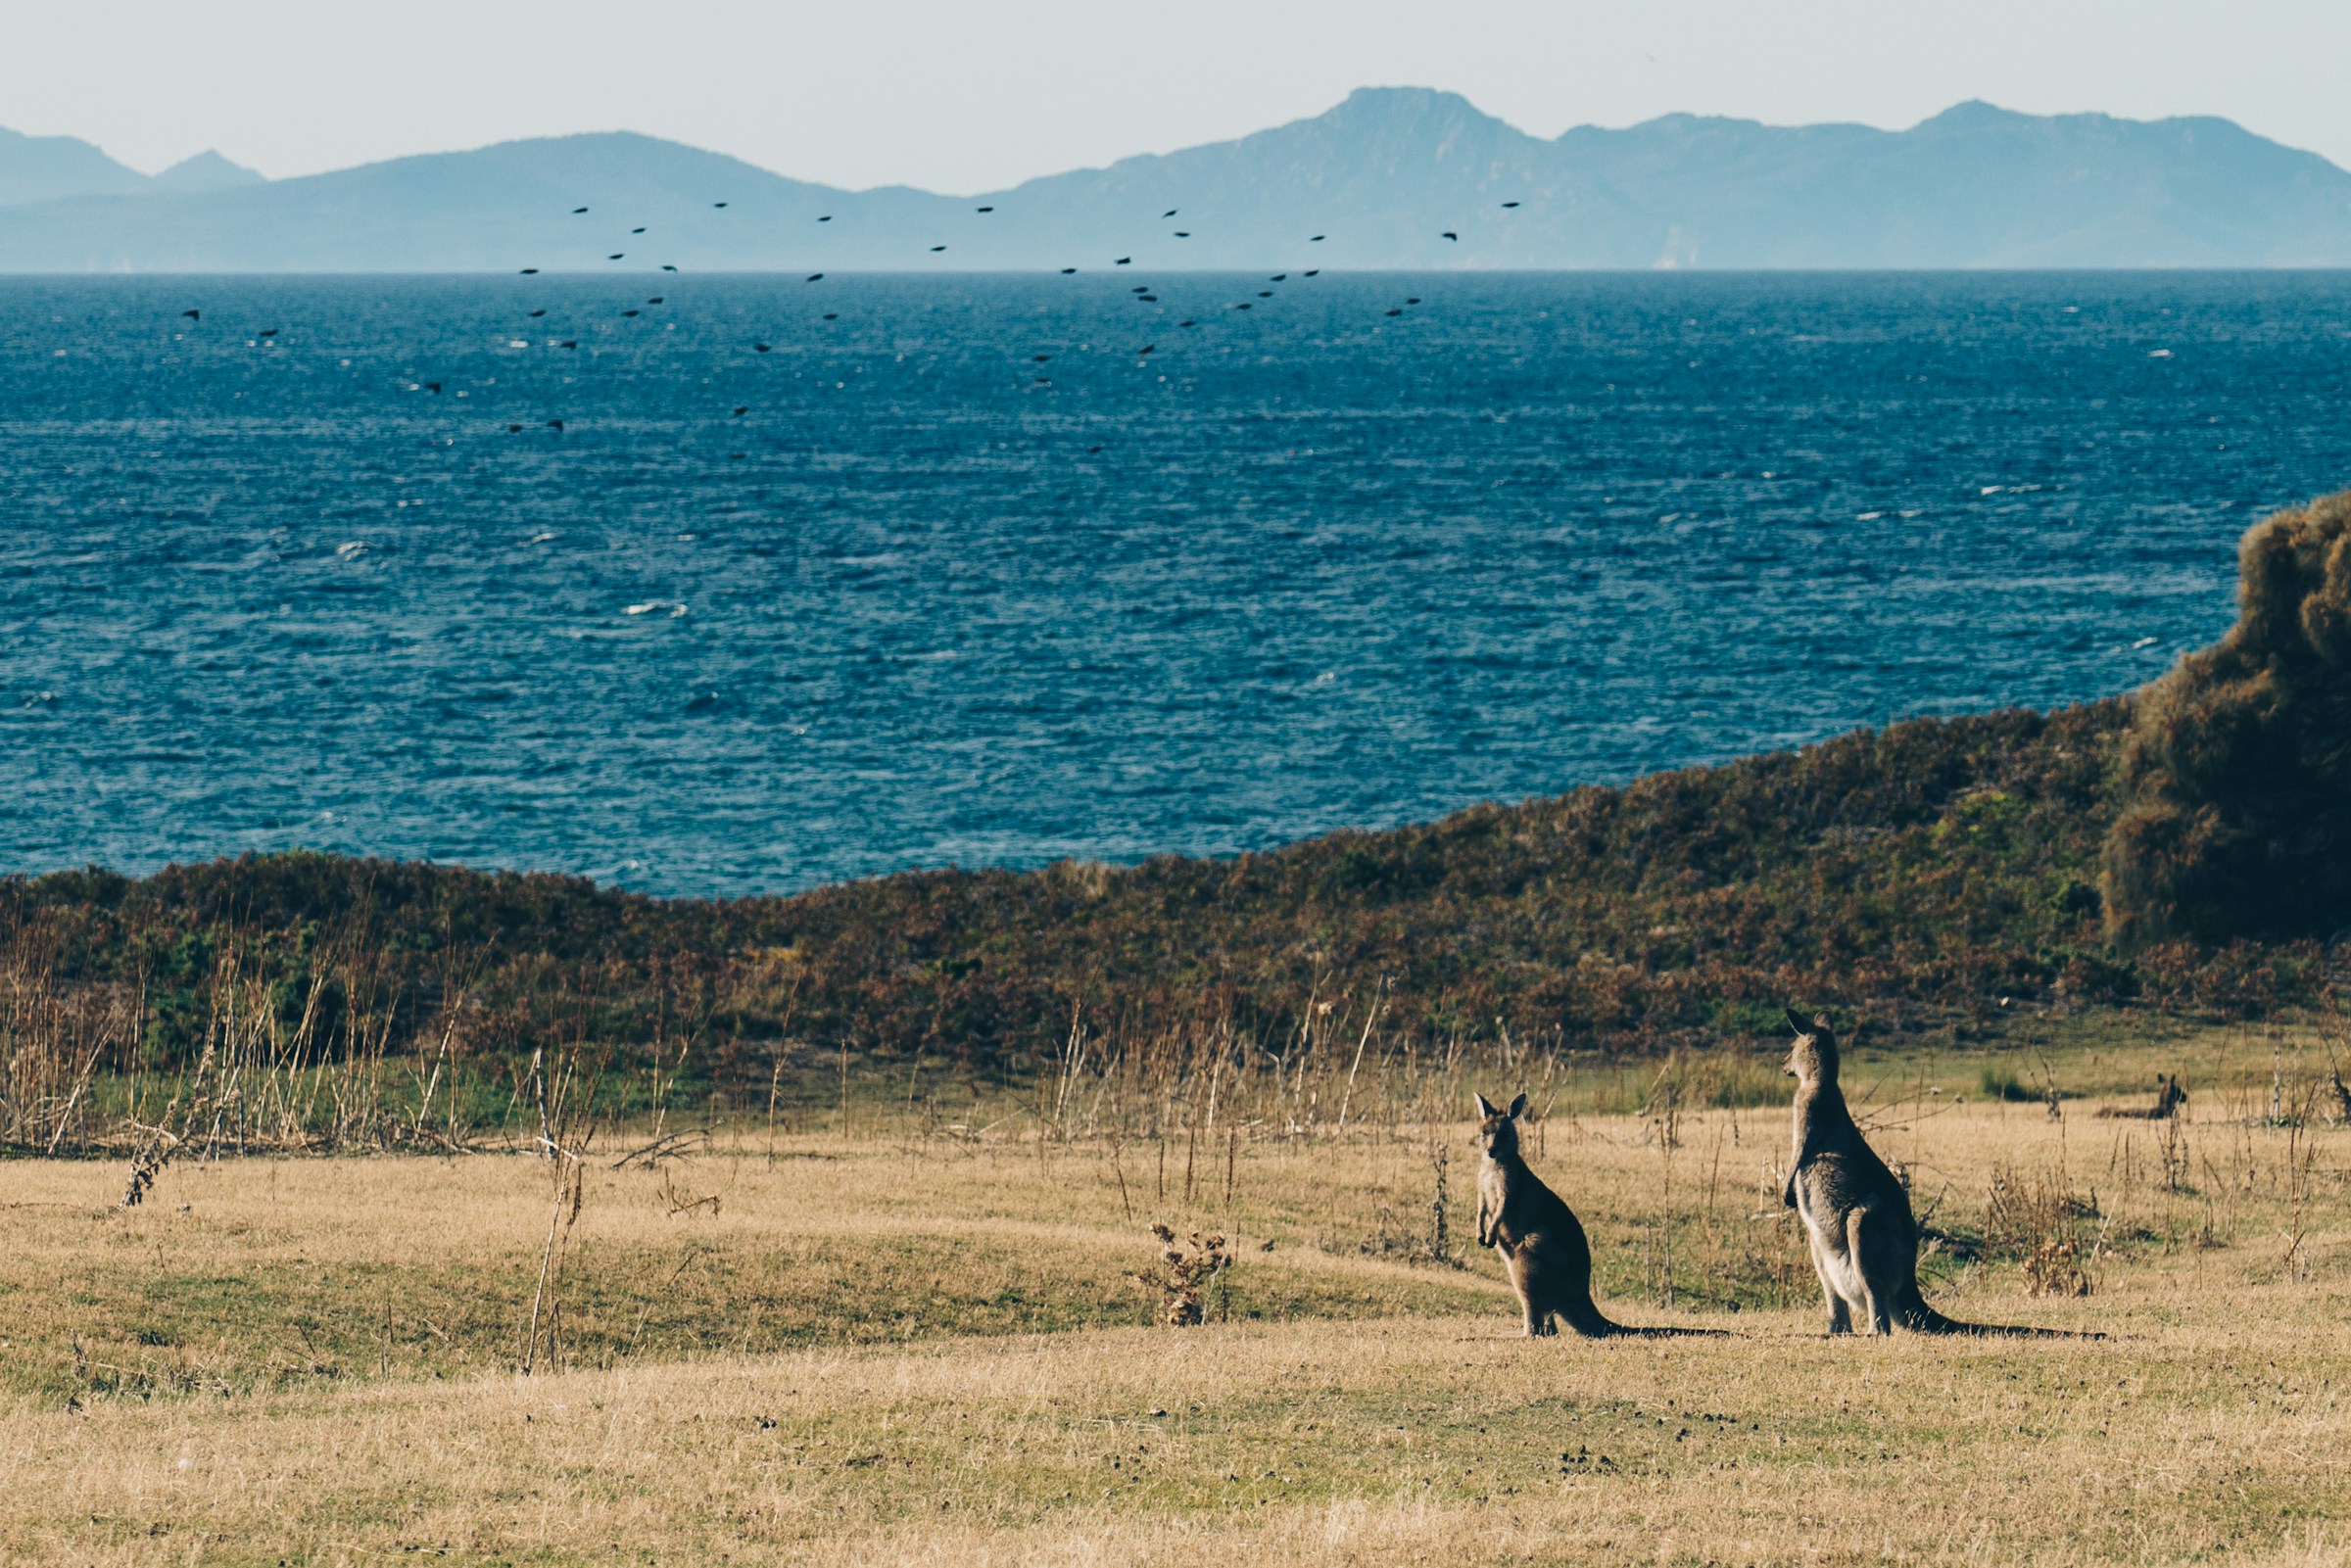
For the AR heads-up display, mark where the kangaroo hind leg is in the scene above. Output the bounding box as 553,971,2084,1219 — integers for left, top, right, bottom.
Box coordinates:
1848,1206,1903,1336
1806,1228,1853,1335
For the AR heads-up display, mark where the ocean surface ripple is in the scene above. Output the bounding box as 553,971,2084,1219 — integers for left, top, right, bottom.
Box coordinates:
4,272,2347,895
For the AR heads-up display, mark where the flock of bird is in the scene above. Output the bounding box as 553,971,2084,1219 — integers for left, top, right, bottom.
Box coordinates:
171,195,1525,440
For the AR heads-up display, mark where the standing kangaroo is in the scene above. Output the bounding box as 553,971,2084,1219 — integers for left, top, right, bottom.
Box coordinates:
1781,1007,2097,1339
1474,1092,1723,1339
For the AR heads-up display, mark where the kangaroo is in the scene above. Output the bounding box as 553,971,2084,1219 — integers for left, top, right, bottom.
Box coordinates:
1474,1092,1724,1339
2093,1072,2187,1120
1781,1007,2099,1339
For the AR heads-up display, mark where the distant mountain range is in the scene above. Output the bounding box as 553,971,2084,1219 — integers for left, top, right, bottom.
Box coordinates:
6,88,2351,271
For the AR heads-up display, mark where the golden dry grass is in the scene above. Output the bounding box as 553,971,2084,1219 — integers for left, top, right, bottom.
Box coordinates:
2,1035,2347,1565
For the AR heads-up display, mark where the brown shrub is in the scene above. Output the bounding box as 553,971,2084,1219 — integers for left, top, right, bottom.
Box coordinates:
2104,491,2351,944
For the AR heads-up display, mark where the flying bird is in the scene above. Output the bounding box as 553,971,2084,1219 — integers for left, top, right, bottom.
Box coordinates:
1177,319,1196,327
1131,286,1149,294
647,297,663,304
754,343,772,352
1502,201,1520,209
621,309,641,317
822,311,839,320
1174,231,1189,238
608,254,624,260
560,341,578,349
506,423,523,432
977,206,993,213
519,267,540,274
661,264,678,271
1256,290,1271,298
1442,231,1458,241
930,245,946,252
1271,274,1286,281
631,226,646,234
1304,269,1319,276
425,382,442,393
1114,257,1131,264
1309,234,1325,242
818,214,832,222
259,328,277,337
713,202,728,208
572,207,588,214
1385,309,1402,316
548,419,564,430
1060,267,1077,274
529,309,546,317
181,309,199,319
733,406,747,416
1162,210,1177,217
1032,355,1050,361
1138,345,1156,355
1407,297,1420,304
807,273,824,282
1139,294,1157,302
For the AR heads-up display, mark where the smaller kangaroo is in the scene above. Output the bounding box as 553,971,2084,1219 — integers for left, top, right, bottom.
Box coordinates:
2093,1073,2187,1120
1474,1092,1723,1339
1782,1007,2098,1339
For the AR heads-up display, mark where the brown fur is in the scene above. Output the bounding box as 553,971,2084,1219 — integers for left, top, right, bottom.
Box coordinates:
1473,1091,1725,1339
1782,1008,2100,1339
2093,1072,2188,1119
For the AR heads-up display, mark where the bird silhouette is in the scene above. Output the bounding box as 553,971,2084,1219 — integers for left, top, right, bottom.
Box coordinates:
1384,309,1402,316
181,309,200,319
930,245,946,252
621,309,641,317
1304,269,1319,276
818,214,832,222
608,254,624,261
1502,201,1520,209
713,202,729,209
977,206,994,213
1060,267,1078,274
529,309,547,317
661,264,678,271
572,207,588,214
1256,290,1271,298
519,267,539,274
822,312,838,320
631,226,646,234
1138,345,1156,355
259,328,277,337
806,273,824,282
506,423,523,432
1114,257,1131,265
1271,273,1286,281
425,382,442,393
1032,355,1050,361
1174,231,1189,238
733,406,747,416
1442,231,1458,241
1309,234,1325,242
1139,294,1157,302
647,297,663,305
560,341,578,349
1162,209,1177,217
548,419,564,430
1407,297,1420,304
754,343,772,353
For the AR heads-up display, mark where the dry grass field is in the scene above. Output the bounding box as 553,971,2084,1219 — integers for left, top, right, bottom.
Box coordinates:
3,1026,2348,1566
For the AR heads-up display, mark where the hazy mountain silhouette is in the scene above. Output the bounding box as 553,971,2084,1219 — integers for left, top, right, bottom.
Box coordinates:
4,88,2348,270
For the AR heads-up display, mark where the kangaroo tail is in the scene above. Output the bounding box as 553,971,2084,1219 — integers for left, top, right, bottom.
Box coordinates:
1560,1297,1733,1340
1895,1285,2103,1341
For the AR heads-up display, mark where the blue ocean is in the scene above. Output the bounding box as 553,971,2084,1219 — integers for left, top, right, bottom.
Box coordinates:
4,272,2348,896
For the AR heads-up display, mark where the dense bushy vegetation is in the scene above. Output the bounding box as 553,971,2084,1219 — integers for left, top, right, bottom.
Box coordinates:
3,698,2321,1091
2103,490,2351,945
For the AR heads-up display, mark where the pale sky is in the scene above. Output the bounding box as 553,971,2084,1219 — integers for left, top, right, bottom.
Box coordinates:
8,0,2349,191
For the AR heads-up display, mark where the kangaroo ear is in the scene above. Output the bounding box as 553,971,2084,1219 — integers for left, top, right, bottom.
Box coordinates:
1811,1012,1834,1034
1509,1092,1527,1119
1473,1092,1500,1118
1785,1004,1811,1036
